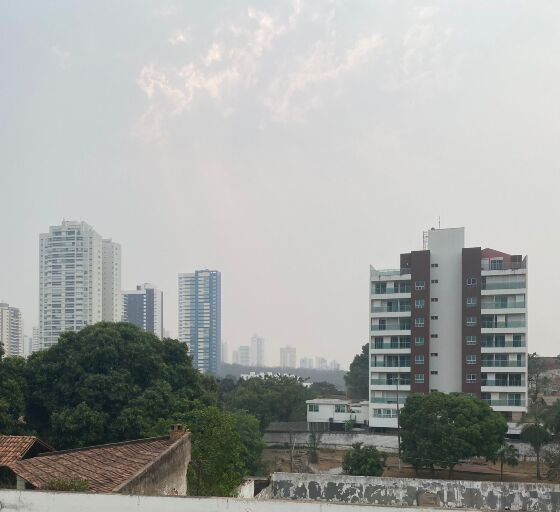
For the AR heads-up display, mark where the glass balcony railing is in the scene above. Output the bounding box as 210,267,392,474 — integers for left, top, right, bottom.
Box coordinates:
481,302,526,309
371,379,410,386
371,361,411,368
481,380,526,387
481,321,526,329
482,281,526,290
372,287,412,295
484,399,526,407
371,342,411,350
371,397,407,404
481,360,526,367
372,305,411,313
481,261,526,271
376,268,412,277
371,324,411,331
481,340,526,348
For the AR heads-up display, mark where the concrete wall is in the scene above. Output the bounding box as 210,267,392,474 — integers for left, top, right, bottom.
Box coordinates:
270,472,560,511
264,431,399,452
0,490,443,512
117,434,191,496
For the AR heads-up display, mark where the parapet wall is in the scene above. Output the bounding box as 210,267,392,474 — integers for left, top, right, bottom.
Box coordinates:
270,472,560,511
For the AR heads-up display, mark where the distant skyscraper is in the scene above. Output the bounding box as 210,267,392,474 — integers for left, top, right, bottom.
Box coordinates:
0,303,23,357
280,346,296,368
102,239,122,322
250,334,265,367
329,360,340,370
178,270,221,375
232,349,239,364
122,283,163,338
221,342,229,364
31,327,39,353
39,221,121,350
299,357,314,369
315,357,328,370
238,345,251,366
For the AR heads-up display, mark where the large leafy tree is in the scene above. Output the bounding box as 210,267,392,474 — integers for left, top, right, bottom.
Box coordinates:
0,356,27,434
25,322,209,448
342,442,386,476
399,392,507,477
521,424,551,480
185,406,263,496
528,353,548,403
344,343,369,399
488,444,520,481
221,375,314,430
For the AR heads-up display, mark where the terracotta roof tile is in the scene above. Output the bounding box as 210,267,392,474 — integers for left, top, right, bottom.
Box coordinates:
9,437,176,493
0,436,42,466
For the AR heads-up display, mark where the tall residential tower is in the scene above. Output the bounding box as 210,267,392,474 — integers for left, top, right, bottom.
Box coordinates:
0,303,24,357
178,270,221,375
369,227,527,432
39,221,121,350
122,283,163,338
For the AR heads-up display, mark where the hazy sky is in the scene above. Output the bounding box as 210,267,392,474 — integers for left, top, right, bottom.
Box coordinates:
1,1,559,368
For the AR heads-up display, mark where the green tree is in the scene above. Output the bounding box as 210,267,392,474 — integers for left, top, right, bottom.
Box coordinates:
528,353,548,403
221,375,314,430
543,399,560,438
25,322,208,448
399,392,507,477
521,423,552,480
307,432,322,464
0,356,27,434
344,343,369,399
342,443,386,476
309,381,345,397
544,442,560,482
185,407,253,496
488,444,519,481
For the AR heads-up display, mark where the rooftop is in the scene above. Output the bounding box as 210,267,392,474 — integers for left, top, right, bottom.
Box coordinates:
0,436,53,466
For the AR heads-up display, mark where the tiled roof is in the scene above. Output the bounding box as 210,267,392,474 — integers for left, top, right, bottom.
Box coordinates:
0,436,51,466
9,437,176,493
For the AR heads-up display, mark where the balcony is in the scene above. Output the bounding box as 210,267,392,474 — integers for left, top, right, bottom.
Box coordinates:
484,399,526,407
481,340,526,348
481,380,525,387
371,361,411,368
481,260,526,271
371,397,407,404
371,379,410,386
371,305,411,313
371,341,411,350
482,281,526,291
371,323,411,331
481,302,526,310
371,286,412,295
481,321,526,329
481,360,526,368
376,268,412,277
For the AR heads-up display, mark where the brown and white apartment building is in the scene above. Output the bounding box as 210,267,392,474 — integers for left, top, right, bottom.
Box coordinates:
369,227,527,433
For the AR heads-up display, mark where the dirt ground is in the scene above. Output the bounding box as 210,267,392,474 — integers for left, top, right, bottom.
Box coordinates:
262,447,544,483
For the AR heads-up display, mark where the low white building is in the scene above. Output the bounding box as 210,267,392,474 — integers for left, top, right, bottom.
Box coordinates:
306,399,369,431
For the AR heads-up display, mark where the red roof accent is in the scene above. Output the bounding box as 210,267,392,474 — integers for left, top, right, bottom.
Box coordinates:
0,436,53,466
9,437,178,493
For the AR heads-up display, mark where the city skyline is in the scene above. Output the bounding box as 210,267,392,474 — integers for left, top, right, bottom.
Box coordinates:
2,3,560,367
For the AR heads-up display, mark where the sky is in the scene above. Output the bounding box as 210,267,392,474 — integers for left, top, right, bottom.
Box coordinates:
1,1,559,368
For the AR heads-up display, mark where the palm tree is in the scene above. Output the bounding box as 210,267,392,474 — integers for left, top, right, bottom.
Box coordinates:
490,444,520,481
521,423,552,480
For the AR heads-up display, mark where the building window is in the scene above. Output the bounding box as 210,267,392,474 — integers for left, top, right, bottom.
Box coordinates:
430,353,438,357
430,334,438,339
431,298,439,302
415,336,424,346
415,299,425,309
415,374,425,383
334,404,347,413
431,263,439,268
415,355,425,365
466,355,477,365
415,318,425,327
431,279,439,284
467,297,477,307
431,370,439,375
490,259,504,270
466,335,477,345
415,281,426,290
466,374,477,384
466,316,477,326
431,315,438,320
308,404,319,412
466,277,478,288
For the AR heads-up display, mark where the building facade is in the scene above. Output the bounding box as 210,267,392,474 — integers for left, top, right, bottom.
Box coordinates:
280,346,296,368
178,270,221,375
250,334,265,367
39,221,121,350
0,303,24,357
300,357,314,369
369,227,527,431
238,345,251,366
122,283,163,338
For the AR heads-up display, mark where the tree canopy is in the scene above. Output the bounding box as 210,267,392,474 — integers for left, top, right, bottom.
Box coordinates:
342,442,386,476
344,343,369,399
399,392,507,476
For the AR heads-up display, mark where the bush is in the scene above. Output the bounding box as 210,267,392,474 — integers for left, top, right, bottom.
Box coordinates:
44,479,90,492
342,443,386,476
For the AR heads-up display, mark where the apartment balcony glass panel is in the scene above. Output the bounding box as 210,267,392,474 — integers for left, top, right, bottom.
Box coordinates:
481,302,526,310
370,397,407,404
481,281,526,290
483,399,526,407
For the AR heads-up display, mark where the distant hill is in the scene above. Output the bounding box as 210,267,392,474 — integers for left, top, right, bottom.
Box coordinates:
219,363,347,391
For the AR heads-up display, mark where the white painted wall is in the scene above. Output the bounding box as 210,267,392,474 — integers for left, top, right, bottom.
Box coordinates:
427,228,464,393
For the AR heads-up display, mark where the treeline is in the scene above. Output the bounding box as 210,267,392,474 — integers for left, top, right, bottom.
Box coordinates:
0,322,342,495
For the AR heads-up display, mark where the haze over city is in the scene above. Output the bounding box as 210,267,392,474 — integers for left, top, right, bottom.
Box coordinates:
2,1,560,367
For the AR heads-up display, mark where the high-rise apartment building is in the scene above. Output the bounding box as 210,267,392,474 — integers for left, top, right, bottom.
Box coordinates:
280,346,296,368
0,303,24,357
370,227,528,431
122,283,163,338
238,345,251,366
221,342,229,364
250,334,265,367
315,357,328,370
300,357,314,369
102,240,122,322
39,221,121,350
178,270,221,375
